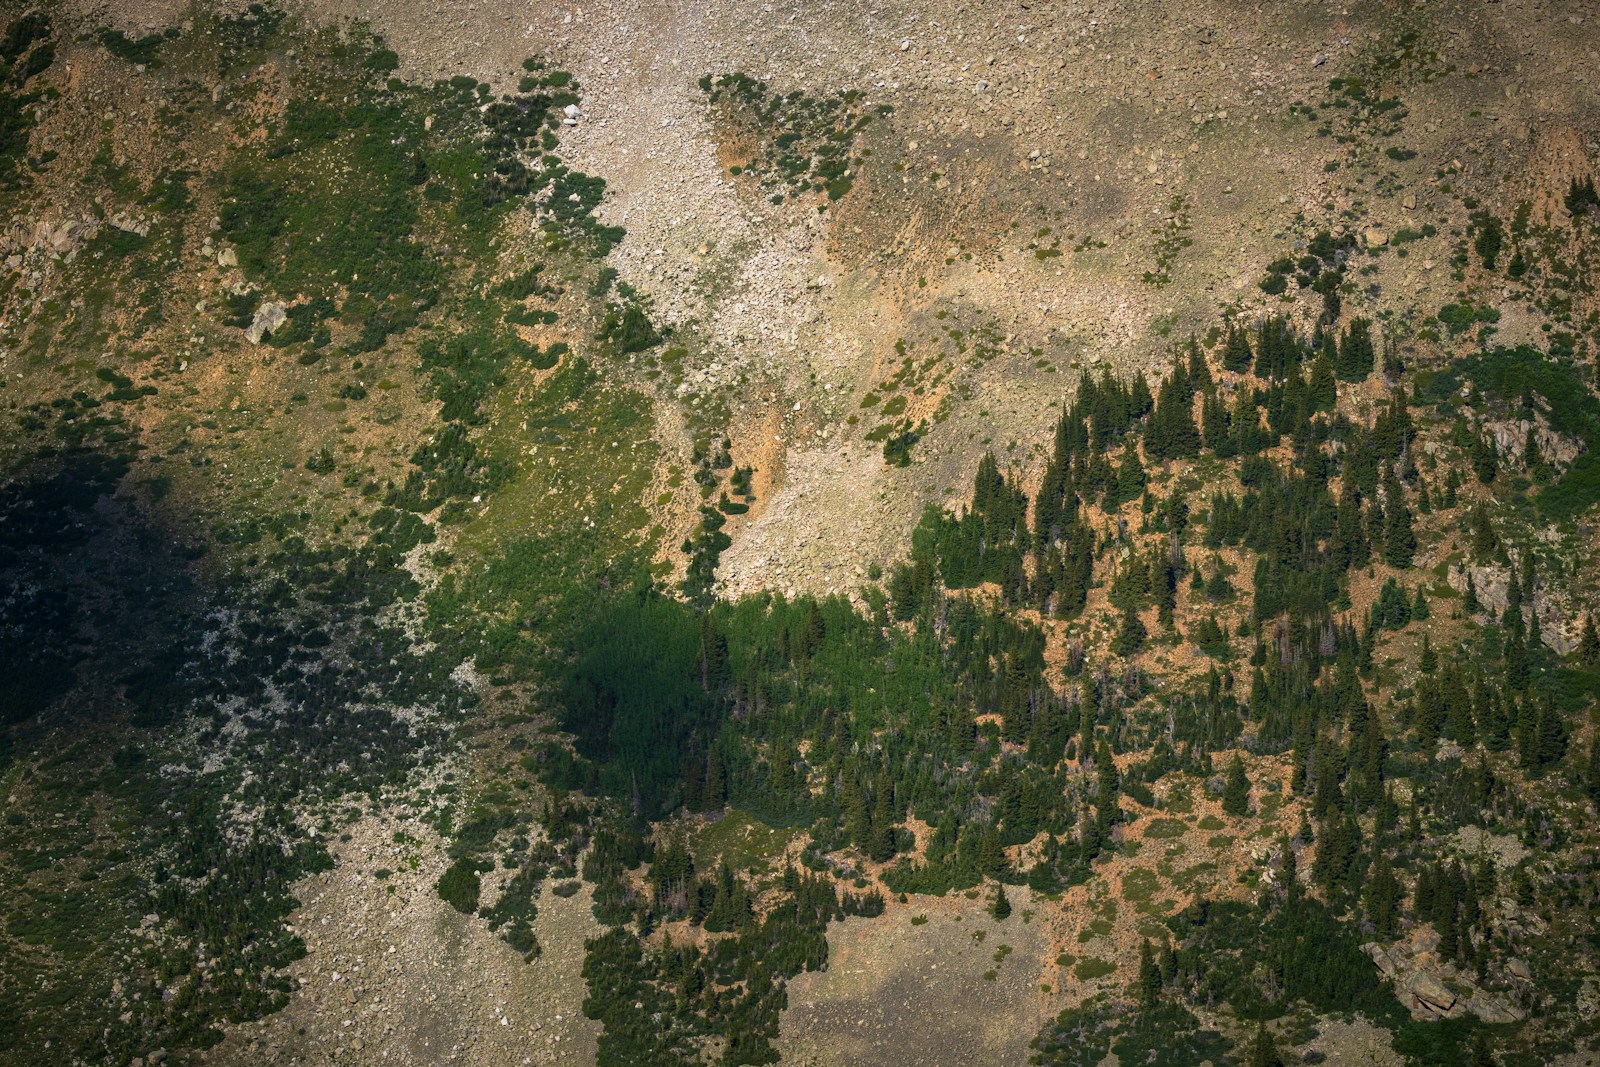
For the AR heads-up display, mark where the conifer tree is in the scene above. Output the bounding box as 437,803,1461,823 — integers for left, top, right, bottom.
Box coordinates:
1336,317,1376,381
1382,337,1404,381
1222,324,1254,374
1580,614,1600,666
990,882,1012,920
1222,754,1251,816
1136,939,1160,1005
1114,601,1147,657
868,782,899,863
1366,852,1402,938
1248,1023,1284,1067
1186,336,1213,396
1148,367,1202,461
1382,467,1415,568
1471,433,1499,484
1309,346,1338,409
1586,735,1600,810
703,746,728,810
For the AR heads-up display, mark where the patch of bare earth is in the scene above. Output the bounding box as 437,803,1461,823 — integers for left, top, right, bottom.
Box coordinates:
776,892,1052,1067
205,810,601,1067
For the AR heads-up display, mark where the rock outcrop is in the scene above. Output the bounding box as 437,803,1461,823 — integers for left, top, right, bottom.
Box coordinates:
1363,928,1526,1023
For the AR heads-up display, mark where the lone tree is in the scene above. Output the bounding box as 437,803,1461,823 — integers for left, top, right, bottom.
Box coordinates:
1222,754,1251,817
990,883,1012,920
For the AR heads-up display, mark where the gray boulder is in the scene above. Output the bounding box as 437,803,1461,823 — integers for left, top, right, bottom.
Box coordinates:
246,301,288,344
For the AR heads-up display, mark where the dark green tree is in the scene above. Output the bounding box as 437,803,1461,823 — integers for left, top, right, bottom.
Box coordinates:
1336,317,1375,381
1222,754,1251,817
991,882,1012,920
1382,468,1415,568
1580,614,1600,666
1248,1023,1284,1067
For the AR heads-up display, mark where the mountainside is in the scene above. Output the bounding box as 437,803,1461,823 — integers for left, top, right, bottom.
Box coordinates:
1,2,1599,1065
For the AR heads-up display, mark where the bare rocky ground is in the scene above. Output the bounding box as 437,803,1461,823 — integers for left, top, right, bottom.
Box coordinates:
90,0,1600,600
775,892,1052,1067
57,0,1600,1062
204,803,601,1067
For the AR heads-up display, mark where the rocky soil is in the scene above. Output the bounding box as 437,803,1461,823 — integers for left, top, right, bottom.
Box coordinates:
204,808,601,1067
81,0,1600,598
40,0,1600,1062
776,891,1051,1067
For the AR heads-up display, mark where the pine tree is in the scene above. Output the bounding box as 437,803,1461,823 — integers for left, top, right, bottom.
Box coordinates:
1309,346,1338,409
1222,754,1251,817
1186,336,1213,396
703,746,728,810
1382,468,1415,568
1223,324,1254,374
990,882,1012,920
1337,317,1376,381
1580,614,1600,666
1366,852,1402,938
1136,939,1160,1005
1114,602,1147,657
1471,433,1499,484
1534,696,1568,770
1587,735,1600,810
1148,368,1201,461
868,782,899,863
1382,336,1405,381
1248,1023,1284,1067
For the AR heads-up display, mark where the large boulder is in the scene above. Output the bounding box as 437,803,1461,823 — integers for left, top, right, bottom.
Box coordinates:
1402,970,1456,1015
246,301,288,344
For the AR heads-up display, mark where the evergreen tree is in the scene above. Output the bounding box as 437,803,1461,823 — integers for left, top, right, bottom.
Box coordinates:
1587,735,1600,810
1580,614,1600,666
703,746,728,810
1382,337,1404,381
1366,852,1402,938
1309,346,1338,409
990,882,1012,920
1114,602,1147,657
1223,324,1254,374
1382,468,1415,568
1469,505,1500,559
1471,433,1499,484
1248,1023,1284,1067
1222,754,1251,817
1147,363,1202,461
1136,939,1160,1005
1336,317,1376,381
868,781,899,863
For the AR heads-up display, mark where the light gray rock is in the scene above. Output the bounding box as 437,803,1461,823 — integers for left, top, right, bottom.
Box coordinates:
246,301,288,344
1461,991,1524,1024
108,212,150,237
1402,970,1456,1014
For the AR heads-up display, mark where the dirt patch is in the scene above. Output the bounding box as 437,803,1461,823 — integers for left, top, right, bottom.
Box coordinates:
205,809,601,1066
777,892,1052,1067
